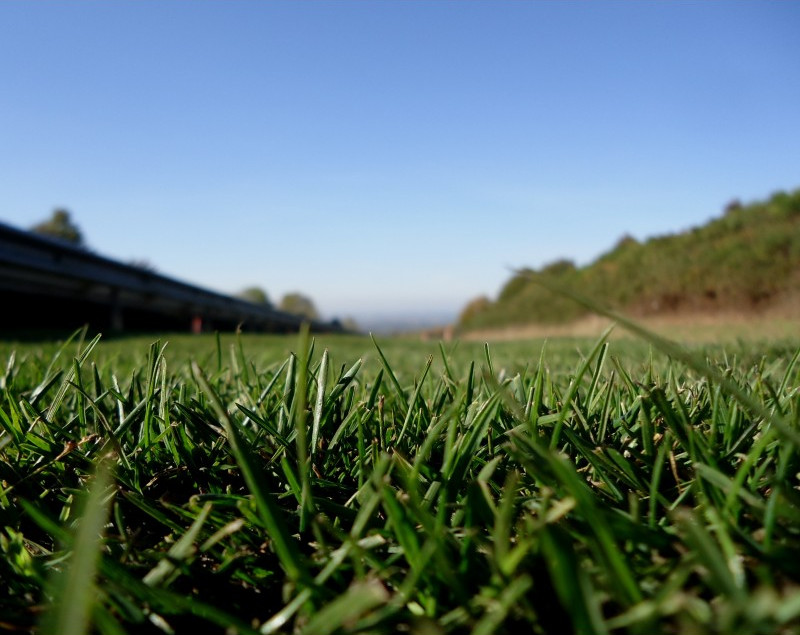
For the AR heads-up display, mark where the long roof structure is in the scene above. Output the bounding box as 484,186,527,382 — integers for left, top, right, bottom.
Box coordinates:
0,221,339,333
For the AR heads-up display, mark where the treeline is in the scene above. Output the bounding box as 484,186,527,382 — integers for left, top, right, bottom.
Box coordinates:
459,188,800,330
237,286,320,320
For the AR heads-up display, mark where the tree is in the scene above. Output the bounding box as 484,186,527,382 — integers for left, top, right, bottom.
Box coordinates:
237,286,271,306
458,295,492,325
540,258,576,276
279,293,319,320
30,209,85,246
340,317,361,332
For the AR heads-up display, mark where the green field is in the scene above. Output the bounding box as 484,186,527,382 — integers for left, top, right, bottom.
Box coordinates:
2,326,800,634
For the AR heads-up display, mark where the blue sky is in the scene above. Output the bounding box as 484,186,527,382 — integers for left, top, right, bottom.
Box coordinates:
2,1,799,322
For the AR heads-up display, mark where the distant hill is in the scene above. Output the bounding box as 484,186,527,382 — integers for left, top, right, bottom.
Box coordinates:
458,188,800,331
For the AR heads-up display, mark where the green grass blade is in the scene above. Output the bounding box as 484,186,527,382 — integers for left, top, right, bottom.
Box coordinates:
299,579,389,635
396,355,432,445
292,323,315,530
471,575,533,635
550,327,613,449
191,361,309,584
540,524,609,635
39,456,115,635
672,508,746,601
370,333,409,413
45,333,102,423
311,348,329,457
143,502,212,587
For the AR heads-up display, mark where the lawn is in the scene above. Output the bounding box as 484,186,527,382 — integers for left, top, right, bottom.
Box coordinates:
1,324,799,634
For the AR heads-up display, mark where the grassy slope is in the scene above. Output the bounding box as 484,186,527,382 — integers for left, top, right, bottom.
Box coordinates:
1,330,800,634
459,188,800,331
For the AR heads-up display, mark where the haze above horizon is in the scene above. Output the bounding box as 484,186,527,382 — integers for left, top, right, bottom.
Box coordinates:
2,1,798,324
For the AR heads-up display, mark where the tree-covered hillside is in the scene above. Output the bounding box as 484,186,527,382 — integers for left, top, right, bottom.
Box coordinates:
459,189,800,330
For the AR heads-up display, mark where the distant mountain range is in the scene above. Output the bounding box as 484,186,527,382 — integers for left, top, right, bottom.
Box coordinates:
458,188,800,331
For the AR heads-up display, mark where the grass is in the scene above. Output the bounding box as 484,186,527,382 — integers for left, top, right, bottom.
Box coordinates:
1,325,800,634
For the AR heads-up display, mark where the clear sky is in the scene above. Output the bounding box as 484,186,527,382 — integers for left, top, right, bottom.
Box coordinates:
1,1,799,323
